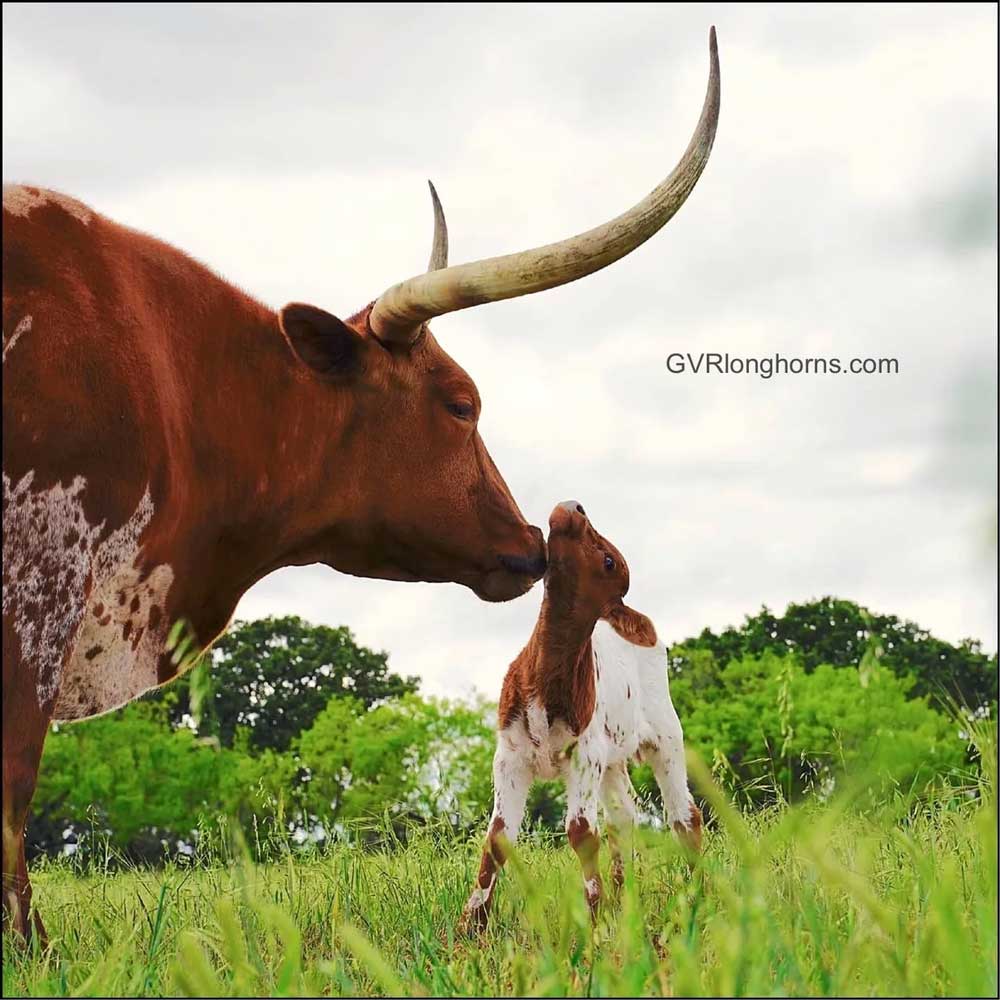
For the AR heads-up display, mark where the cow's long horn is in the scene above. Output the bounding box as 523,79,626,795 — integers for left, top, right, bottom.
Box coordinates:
427,180,448,271
370,27,720,342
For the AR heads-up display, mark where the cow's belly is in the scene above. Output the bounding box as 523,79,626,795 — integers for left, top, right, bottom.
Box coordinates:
2,469,175,721
57,558,174,721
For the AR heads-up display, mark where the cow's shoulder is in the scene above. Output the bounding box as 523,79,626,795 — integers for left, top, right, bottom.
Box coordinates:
3,184,95,226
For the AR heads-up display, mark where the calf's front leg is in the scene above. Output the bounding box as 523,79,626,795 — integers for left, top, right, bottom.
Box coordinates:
460,743,532,934
565,741,605,918
600,764,639,893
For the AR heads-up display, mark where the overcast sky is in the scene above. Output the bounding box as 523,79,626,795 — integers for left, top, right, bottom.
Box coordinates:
4,3,996,697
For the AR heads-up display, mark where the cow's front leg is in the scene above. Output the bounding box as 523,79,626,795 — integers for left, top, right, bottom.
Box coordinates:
2,671,51,945
565,740,605,919
460,742,532,934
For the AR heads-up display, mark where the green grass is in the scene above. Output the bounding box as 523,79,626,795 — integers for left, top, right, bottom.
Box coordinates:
4,739,996,998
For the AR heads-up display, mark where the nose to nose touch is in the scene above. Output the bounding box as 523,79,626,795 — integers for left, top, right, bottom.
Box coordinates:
499,527,547,579
557,500,586,516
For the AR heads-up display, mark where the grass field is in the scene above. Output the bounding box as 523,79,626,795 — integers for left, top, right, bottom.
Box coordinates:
3,742,996,998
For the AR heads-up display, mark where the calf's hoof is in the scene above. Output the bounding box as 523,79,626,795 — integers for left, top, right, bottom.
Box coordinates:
583,874,603,921
672,803,704,854
458,890,492,937
610,856,625,894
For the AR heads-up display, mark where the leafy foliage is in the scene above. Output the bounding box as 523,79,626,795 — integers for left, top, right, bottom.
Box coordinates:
662,652,967,807
28,701,257,861
294,694,495,835
27,605,990,862
669,597,997,710
154,616,419,752
28,693,495,860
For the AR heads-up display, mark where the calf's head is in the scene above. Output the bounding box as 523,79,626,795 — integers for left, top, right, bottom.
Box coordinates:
546,501,656,645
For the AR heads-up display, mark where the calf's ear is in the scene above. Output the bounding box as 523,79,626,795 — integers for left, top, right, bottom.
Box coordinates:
604,602,658,647
279,303,365,377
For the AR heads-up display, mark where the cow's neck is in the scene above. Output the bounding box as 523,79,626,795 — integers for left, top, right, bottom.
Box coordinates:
530,590,599,733
174,298,356,638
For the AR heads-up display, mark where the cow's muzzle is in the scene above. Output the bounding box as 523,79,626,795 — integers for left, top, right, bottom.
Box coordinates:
475,527,546,602
498,549,547,580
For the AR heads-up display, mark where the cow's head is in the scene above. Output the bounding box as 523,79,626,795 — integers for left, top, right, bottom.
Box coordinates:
277,293,546,601
276,28,719,604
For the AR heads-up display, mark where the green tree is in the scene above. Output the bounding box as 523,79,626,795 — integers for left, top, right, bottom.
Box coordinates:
155,616,419,752
294,694,495,836
669,597,997,711
29,701,247,860
663,651,967,807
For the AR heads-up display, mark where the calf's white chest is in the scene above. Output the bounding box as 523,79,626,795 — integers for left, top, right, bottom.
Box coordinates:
504,701,579,780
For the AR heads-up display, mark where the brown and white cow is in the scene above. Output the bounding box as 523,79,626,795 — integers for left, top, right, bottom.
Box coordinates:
1,30,719,940
461,502,702,933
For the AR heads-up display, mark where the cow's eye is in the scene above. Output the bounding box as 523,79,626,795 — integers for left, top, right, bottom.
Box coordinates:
604,555,615,572
446,401,475,421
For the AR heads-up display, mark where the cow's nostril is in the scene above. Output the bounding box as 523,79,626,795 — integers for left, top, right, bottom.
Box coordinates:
576,504,585,515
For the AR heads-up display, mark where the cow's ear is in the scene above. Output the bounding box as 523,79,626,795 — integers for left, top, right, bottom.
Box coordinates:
279,303,365,377
604,602,658,647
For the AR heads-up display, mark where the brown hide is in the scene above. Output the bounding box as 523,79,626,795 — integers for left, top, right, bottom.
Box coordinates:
1,185,544,938
498,502,648,735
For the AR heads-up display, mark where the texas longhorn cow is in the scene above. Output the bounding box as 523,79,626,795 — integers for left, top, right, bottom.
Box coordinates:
1,29,719,939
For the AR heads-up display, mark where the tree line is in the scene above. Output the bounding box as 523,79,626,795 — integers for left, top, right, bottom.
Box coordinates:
28,601,996,862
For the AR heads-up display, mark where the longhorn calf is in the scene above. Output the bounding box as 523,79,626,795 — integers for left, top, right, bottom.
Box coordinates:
461,501,702,931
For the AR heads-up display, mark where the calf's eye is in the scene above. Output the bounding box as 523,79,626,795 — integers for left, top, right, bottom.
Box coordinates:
604,555,615,572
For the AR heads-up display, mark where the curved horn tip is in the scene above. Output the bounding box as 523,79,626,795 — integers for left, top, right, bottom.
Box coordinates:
426,178,449,273
706,26,721,115
371,33,720,334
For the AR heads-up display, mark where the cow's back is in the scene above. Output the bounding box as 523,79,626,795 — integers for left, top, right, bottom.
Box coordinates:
3,187,161,508
2,185,208,719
